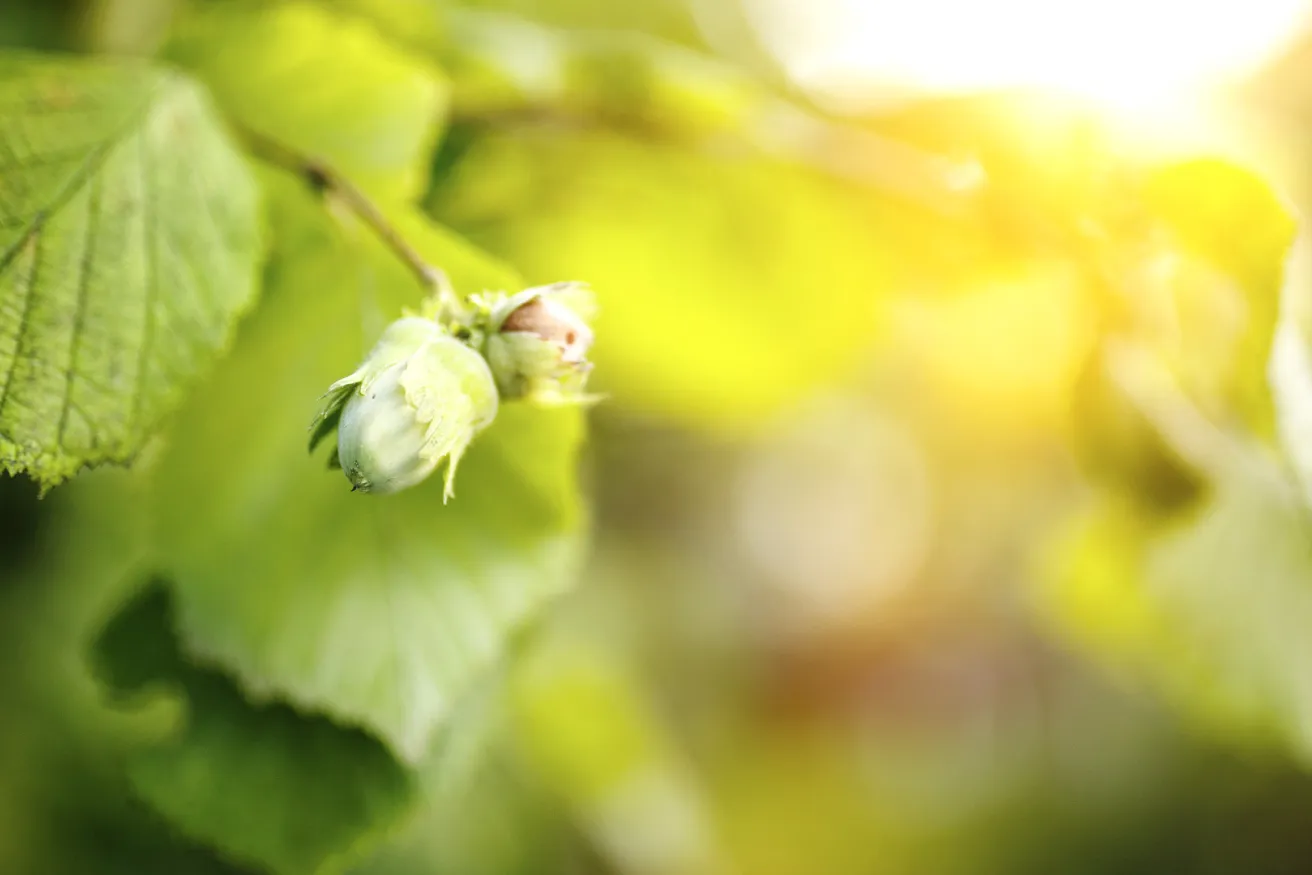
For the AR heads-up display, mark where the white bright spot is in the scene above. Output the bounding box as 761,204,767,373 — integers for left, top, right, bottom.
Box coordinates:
745,0,1311,113
732,398,933,634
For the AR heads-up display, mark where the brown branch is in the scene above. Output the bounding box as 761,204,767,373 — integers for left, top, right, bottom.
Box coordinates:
239,129,458,309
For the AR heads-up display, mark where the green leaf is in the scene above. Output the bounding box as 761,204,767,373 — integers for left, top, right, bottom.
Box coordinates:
1042,287,1312,762
324,0,450,57
1146,471,1312,750
1041,467,1312,763
1067,160,1295,499
93,581,418,875
0,54,261,488
166,1,447,201
1143,158,1297,291
1140,158,1296,439
149,174,586,763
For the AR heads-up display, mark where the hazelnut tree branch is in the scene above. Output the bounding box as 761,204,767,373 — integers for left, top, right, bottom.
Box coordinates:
240,128,461,313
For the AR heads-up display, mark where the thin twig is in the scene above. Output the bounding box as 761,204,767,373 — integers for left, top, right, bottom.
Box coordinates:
240,128,459,311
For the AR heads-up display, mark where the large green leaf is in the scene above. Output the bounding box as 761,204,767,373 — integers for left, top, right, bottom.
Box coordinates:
1042,257,1312,763
1068,160,1295,506
94,581,417,875
166,1,446,201
149,173,586,763
0,54,260,488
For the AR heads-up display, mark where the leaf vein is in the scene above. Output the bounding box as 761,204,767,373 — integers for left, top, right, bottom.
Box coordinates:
130,127,158,434
0,80,159,280
0,219,43,415
56,171,100,450
0,139,106,180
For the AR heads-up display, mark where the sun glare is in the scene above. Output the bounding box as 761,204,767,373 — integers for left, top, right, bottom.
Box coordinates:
747,0,1310,115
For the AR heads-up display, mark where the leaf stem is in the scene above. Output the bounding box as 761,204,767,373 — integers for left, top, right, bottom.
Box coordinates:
240,129,460,313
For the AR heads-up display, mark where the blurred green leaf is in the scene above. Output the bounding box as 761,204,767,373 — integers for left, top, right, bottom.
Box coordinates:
1042,461,1312,764
432,128,884,431
0,54,260,488
1139,159,1297,438
148,173,585,763
449,0,701,46
1039,151,1312,761
324,0,449,56
1039,497,1234,722
1045,293,1312,763
1069,160,1294,497
166,1,446,200
1069,346,1203,513
94,581,417,875
1143,158,1297,291
1145,469,1312,750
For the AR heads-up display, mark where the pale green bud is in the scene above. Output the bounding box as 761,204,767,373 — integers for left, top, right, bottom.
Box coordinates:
311,317,498,499
484,283,596,404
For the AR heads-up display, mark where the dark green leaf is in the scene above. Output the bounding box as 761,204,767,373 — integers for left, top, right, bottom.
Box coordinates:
93,581,418,875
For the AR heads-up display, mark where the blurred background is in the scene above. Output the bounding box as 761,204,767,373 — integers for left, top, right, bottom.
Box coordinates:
7,0,1312,873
